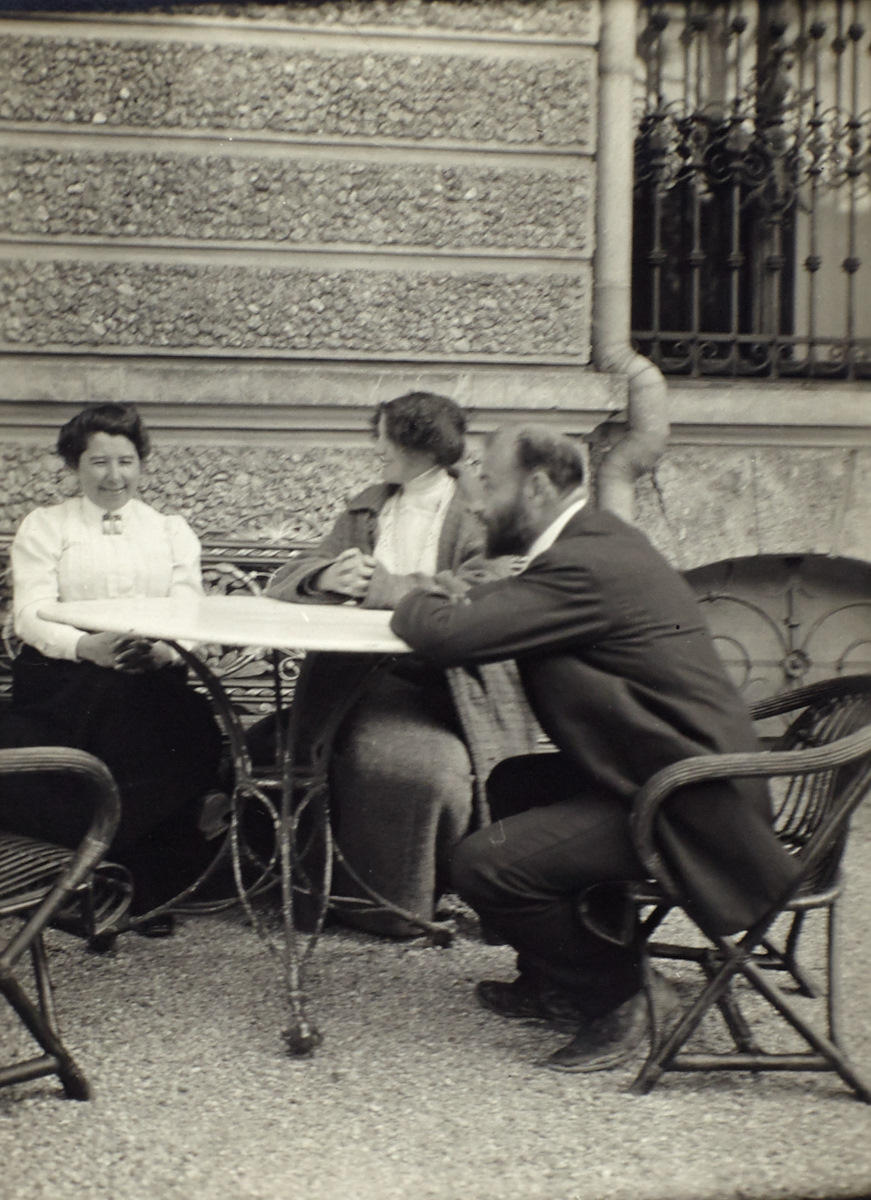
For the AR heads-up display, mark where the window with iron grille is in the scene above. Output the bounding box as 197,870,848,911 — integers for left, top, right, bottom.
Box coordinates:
631,1,871,379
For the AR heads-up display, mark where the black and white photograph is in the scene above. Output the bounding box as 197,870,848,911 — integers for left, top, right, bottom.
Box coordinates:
1,2,870,1197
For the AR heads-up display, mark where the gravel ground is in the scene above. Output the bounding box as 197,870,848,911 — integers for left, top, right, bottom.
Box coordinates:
4,806,871,1200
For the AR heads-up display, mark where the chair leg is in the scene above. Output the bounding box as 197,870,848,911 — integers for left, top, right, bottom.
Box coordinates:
782,912,815,992
631,945,753,1095
30,937,58,1030
77,879,98,944
760,904,840,1045
31,936,91,1099
0,937,91,1100
700,949,760,1054
741,957,871,1104
826,901,840,1047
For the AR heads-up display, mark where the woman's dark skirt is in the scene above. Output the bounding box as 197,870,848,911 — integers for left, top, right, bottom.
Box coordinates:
0,645,223,911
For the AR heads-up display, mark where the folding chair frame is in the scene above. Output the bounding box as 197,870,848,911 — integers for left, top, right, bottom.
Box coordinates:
627,675,871,1102
0,747,120,1100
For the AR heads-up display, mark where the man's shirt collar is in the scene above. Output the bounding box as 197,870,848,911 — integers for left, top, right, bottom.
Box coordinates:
524,494,587,566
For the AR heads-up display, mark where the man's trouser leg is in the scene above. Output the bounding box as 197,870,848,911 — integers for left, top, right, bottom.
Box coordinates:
452,753,646,1018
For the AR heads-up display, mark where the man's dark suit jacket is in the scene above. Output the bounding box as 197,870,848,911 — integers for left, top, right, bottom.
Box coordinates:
392,506,800,935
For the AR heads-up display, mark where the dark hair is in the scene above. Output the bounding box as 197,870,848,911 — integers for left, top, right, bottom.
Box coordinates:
371,391,466,468
56,403,150,469
501,425,585,493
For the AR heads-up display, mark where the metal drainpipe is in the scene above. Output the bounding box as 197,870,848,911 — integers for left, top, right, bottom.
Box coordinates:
592,0,669,520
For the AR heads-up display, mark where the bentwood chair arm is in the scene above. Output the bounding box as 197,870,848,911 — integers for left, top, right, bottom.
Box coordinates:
0,748,121,957
749,674,871,721
629,723,871,905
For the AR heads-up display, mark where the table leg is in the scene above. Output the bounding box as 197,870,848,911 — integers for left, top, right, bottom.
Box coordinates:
161,647,452,1058
279,656,455,1051
127,644,279,923
169,642,327,1055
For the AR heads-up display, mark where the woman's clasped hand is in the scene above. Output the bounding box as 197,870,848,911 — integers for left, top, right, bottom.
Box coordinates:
75,631,176,672
316,546,376,601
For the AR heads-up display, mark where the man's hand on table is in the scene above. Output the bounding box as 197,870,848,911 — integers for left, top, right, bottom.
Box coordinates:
421,575,472,605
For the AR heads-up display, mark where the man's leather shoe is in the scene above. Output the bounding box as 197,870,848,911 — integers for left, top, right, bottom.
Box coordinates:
541,973,679,1073
476,977,587,1032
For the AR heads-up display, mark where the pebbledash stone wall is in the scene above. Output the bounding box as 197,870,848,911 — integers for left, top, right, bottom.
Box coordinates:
0,33,592,143
2,260,587,358
0,3,596,362
0,0,612,541
2,150,589,252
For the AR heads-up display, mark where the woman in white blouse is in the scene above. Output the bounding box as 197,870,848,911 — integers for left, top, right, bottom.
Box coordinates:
2,402,223,934
265,392,539,936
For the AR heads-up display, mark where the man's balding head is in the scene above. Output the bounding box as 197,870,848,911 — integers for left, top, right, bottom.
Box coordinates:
479,425,586,557
489,425,585,496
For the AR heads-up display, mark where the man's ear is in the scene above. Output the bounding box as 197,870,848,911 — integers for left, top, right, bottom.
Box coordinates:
525,467,556,507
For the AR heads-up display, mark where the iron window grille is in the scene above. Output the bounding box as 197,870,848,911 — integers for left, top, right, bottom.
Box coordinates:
631,0,870,379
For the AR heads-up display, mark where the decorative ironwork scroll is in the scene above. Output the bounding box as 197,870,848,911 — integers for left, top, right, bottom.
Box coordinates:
633,1,870,378
687,553,871,703
198,542,303,728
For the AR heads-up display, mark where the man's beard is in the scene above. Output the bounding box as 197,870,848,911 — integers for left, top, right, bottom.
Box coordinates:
485,494,536,557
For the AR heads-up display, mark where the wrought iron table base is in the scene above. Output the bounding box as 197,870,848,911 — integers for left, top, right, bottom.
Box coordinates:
150,646,452,1056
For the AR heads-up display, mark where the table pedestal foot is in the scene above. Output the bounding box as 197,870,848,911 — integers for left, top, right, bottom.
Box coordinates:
427,924,454,948
282,1021,324,1057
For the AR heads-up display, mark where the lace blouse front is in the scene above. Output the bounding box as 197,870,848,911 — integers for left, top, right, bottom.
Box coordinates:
11,495,203,660
373,468,456,577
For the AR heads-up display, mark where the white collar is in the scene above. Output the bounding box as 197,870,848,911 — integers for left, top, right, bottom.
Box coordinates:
79,494,135,524
394,467,454,512
524,494,587,564
400,465,450,496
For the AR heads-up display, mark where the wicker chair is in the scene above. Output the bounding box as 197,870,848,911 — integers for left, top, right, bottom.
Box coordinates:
0,747,121,1099
614,675,871,1101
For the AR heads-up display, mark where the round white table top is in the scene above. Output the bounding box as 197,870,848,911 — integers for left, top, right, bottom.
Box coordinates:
39,594,411,655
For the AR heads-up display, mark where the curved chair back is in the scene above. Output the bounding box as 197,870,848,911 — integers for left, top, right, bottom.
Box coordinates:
757,676,871,895
0,747,121,1099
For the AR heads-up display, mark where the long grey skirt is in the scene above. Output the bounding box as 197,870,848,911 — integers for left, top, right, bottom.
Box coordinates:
328,663,474,936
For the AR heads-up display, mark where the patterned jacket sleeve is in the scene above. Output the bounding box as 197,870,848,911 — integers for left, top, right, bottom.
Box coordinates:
265,507,364,603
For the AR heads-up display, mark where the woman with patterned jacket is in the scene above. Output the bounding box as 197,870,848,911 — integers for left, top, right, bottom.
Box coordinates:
265,390,540,936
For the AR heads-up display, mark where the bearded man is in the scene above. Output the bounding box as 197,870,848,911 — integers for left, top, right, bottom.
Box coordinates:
391,425,798,1072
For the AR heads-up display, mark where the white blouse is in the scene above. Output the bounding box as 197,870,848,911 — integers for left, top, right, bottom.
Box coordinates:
12,494,203,661
373,468,456,577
